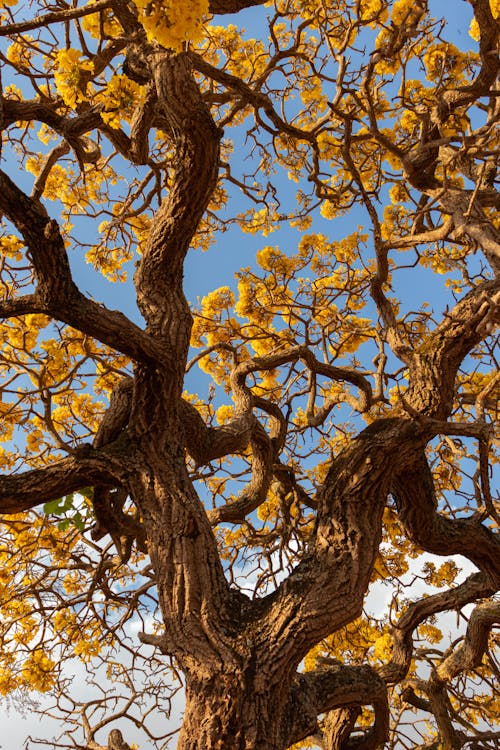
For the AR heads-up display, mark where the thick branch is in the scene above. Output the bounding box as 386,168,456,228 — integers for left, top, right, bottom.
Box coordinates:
435,600,500,683
0,170,163,363
231,346,373,413
181,398,252,466
370,278,415,366
2,96,110,166
209,0,267,12
0,295,44,317
392,449,500,585
285,666,389,750
198,346,373,522
206,418,274,525
380,572,496,685
438,0,500,116
0,454,116,515
253,419,421,666
322,708,361,750
406,279,500,417
134,50,221,354
430,187,500,275
0,0,113,36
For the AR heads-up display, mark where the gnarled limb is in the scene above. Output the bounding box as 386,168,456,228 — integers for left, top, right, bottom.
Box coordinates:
0,0,113,36
0,454,117,514
93,378,134,450
182,399,253,465
206,418,274,525
392,449,500,585
2,92,117,168
0,170,163,363
134,50,221,350
428,187,500,275
406,279,500,417
249,418,421,667
0,295,44,318
322,708,361,750
285,665,389,750
380,572,496,685
371,278,415,366
209,0,267,12
435,600,500,684
230,346,374,414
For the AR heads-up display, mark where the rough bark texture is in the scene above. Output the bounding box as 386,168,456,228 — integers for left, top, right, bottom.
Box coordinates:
0,1,499,748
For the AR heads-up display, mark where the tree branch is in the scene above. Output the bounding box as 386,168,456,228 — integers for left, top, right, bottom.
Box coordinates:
406,279,500,417
0,0,114,36
209,0,267,12
0,454,116,515
134,50,221,355
435,600,500,684
380,572,496,685
189,52,316,143
392,449,500,585
0,170,163,363
206,418,274,525
285,666,389,750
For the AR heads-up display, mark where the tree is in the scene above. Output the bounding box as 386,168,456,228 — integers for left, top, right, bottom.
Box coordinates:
0,0,499,748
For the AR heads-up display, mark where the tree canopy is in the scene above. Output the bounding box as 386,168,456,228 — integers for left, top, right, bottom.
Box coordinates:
0,0,499,748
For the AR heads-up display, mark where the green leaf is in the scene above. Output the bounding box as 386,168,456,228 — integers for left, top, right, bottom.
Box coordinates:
43,497,66,515
62,493,75,511
72,512,85,531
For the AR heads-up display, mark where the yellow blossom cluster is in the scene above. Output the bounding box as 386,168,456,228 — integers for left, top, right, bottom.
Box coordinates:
239,207,280,237
21,650,56,693
0,233,24,260
0,667,17,695
81,2,122,37
391,0,420,25
133,0,209,51
304,616,391,668
204,24,267,78
359,0,388,25
422,560,459,588
6,37,34,67
95,75,144,130
54,48,94,108
26,152,119,218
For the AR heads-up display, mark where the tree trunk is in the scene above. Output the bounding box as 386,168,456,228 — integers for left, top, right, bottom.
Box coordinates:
177,672,293,750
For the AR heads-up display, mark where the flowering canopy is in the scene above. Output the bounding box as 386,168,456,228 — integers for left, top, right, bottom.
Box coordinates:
0,1,499,749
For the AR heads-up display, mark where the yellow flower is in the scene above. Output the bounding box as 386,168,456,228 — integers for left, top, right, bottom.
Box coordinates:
0,668,18,695
0,234,24,260
21,651,56,693
54,48,94,109
95,74,144,129
82,3,122,37
133,0,209,51
373,632,393,661
7,38,33,67
359,0,388,25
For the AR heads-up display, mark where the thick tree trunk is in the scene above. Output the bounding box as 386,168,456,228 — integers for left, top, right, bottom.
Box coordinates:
177,673,292,750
